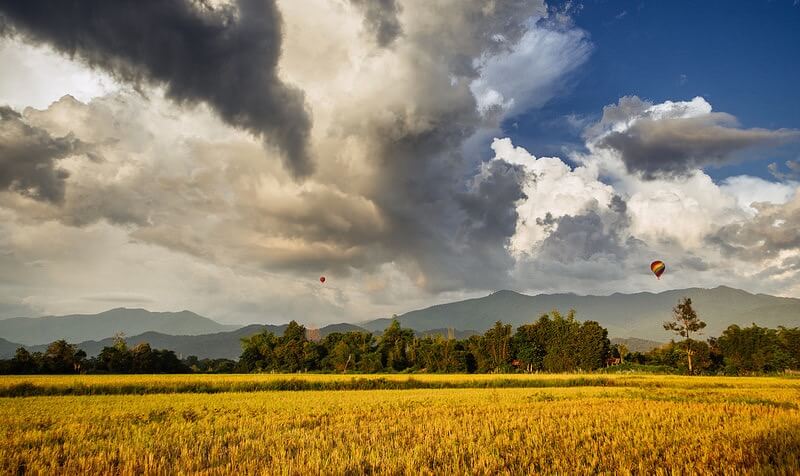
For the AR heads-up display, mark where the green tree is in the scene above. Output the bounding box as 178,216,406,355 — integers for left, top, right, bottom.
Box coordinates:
112,333,127,352
302,341,322,371
185,355,200,372
413,335,466,373
43,340,83,374
483,321,513,372
73,349,86,372
131,343,156,373
575,320,610,371
542,310,579,372
10,347,38,374
717,324,790,373
151,348,187,373
777,326,800,370
99,346,130,373
616,344,629,364
464,335,490,373
513,316,549,372
321,331,379,372
358,351,384,372
239,330,279,372
328,340,353,372
276,321,308,372
663,297,706,374
379,320,414,371
437,336,467,373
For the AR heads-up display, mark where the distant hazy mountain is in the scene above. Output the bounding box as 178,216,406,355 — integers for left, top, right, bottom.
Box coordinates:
610,337,664,353
0,337,23,359
0,308,239,346
361,286,800,341
5,286,799,357
312,323,367,335
27,322,372,360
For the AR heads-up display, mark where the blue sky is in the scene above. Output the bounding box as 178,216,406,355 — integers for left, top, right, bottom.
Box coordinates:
507,0,800,180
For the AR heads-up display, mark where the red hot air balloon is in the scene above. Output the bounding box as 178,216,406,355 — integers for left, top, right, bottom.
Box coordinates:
319,276,326,283
650,261,666,279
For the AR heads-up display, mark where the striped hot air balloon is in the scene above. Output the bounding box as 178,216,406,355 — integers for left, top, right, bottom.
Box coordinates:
650,260,666,279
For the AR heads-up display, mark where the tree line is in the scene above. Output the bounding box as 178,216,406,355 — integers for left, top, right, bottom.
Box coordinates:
614,298,800,375
2,298,799,375
0,310,610,374
237,310,611,374
0,335,191,374
625,324,800,375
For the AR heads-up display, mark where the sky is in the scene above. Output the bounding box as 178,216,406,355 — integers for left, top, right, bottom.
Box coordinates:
0,0,799,326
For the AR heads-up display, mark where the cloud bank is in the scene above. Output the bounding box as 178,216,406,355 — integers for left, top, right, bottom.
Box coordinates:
0,106,92,203
592,96,798,178
0,0,313,176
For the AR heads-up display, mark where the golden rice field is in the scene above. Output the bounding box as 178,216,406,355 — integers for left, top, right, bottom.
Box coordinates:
2,374,799,475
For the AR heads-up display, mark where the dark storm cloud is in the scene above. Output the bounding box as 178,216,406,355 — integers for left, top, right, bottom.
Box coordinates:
327,1,547,292
365,106,514,291
746,254,800,285
447,160,528,286
513,196,642,290
353,112,516,292
0,1,552,295
349,0,403,47
428,0,547,80
540,211,615,262
535,212,557,233
460,161,528,242
597,112,798,179
0,0,313,177
583,95,649,140
679,255,709,272
538,195,636,263
0,106,91,203
781,255,800,271
708,192,800,261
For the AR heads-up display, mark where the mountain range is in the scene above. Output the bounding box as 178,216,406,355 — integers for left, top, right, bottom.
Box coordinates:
0,308,237,346
609,337,665,354
1,286,799,359
361,286,800,341
21,323,367,360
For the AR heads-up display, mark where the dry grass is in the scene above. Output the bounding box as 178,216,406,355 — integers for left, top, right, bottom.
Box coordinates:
2,375,799,474
2,373,797,396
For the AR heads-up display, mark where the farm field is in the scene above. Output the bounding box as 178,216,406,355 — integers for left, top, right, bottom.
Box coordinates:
2,374,800,474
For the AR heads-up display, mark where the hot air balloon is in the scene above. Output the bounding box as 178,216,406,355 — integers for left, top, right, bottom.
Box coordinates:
319,276,326,283
650,261,666,279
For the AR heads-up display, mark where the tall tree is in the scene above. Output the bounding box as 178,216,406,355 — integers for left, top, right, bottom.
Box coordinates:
663,297,706,374
513,315,550,372
378,320,414,371
277,320,308,372
616,344,629,364
542,310,579,372
718,324,791,373
575,320,611,371
43,340,83,374
239,330,279,372
131,343,160,373
484,321,512,372
778,326,800,370
10,347,37,374
464,335,489,373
